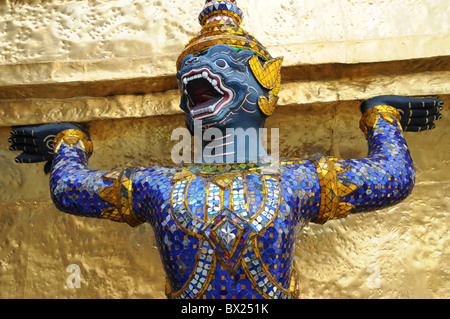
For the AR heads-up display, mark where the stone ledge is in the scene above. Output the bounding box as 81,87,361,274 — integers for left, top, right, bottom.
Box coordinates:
0,55,448,100
0,35,449,100
1,70,448,127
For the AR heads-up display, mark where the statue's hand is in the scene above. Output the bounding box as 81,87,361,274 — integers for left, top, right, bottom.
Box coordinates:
361,95,443,132
9,123,86,171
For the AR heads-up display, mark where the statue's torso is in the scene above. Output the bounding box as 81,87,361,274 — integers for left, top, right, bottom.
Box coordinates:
142,162,320,299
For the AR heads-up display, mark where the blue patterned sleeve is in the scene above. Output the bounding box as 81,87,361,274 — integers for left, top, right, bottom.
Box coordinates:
308,105,415,224
50,130,145,227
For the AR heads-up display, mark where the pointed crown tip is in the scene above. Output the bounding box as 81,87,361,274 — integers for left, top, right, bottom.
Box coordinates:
199,0,243,26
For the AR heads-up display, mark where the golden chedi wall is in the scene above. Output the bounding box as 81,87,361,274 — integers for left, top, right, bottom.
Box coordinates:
0,0,449,298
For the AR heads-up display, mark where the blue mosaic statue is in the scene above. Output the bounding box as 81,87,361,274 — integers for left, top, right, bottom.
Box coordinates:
9,0,443,299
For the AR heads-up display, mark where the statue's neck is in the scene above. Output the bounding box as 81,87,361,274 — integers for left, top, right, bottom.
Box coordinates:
194,125,272,164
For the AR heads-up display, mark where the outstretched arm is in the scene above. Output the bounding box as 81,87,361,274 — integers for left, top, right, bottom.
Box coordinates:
9,124,146,227
310,95,443,224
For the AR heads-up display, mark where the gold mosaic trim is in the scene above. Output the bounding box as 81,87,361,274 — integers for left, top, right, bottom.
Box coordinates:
175,162,275,190
290,270,300,299
311,154,358,224
53,129,93,158
359,105,402,138
181,162,262,175
249,55,283,116
98,162,143,227
200,10,243,26
249,55,283,91
176,20,271,70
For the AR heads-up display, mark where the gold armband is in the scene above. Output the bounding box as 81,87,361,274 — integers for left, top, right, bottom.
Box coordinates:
98,162,143,228
54,129,93,158
310,154,358,224
359,105,402,138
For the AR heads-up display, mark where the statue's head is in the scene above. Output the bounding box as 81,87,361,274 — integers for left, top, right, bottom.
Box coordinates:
176,0,282,134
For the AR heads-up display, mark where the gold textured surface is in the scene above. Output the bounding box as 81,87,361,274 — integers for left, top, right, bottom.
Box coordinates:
0,0,449,105
0,0,448,66
0,71,448,127
0,99,448,299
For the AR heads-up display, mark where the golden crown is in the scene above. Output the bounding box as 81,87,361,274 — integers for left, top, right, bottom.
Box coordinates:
176,0,272,70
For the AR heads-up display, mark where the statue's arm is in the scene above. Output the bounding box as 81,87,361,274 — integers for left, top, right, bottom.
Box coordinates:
308,95,443,224
9,124,160,227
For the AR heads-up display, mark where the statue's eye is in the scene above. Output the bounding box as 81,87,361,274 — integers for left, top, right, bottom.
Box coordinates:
214,59,228,69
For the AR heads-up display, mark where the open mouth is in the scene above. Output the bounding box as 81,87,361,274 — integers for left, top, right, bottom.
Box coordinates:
181,68,234,120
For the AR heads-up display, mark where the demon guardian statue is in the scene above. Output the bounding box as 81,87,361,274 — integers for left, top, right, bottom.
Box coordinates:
9,0,443,299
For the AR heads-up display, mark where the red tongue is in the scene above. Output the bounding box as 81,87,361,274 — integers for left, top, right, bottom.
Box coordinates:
193,86,212,95
196,93,216,104
192,86,218,106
